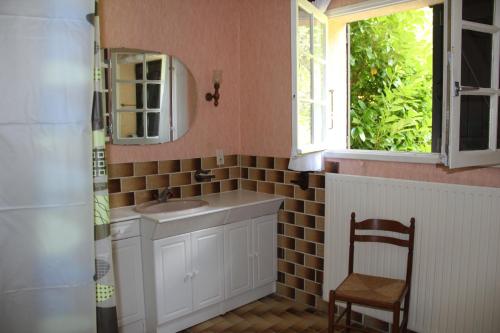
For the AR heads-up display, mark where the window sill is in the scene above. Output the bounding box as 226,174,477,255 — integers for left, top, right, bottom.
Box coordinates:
324,149,443,164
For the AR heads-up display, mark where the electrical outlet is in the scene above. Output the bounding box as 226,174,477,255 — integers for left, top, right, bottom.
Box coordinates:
216,149,224,166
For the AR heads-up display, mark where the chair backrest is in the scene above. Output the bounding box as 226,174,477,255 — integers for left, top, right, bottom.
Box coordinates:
349,212,415,284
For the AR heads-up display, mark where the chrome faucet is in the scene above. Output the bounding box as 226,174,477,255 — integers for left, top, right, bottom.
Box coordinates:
158,187,174,202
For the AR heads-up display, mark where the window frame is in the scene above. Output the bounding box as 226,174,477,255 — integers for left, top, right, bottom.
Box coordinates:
447,0,500,168
322,0,449,165
291,0,329,157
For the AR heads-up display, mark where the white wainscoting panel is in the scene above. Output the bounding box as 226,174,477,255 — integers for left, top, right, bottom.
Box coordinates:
324,174,500,333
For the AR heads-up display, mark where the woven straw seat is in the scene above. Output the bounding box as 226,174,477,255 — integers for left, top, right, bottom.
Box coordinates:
336,273,407,309
328,213,416,333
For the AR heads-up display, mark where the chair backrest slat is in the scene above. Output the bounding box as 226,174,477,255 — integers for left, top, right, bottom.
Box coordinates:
348,212,416,283
355,218,410,233
354,235,409,247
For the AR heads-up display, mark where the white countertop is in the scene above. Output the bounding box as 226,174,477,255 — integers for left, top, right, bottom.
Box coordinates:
110,189,283,224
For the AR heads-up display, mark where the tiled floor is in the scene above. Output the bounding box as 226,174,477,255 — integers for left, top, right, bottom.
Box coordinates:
181,294,330,333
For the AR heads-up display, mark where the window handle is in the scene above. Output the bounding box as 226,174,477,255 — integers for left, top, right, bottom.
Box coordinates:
454,82,480,97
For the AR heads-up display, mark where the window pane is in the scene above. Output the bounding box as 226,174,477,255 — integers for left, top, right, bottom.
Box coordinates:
147,84,162,109
146,56,164,80
298,102,313,147
314,62,326,102
116,54,143,80
461,30,492,88
298,55,312,99
462,0,494,25
313,18,325,59
118,112,143,138
298,8,312,100
460,95,490,151
116,83,143,109
298,9,311,53
147,112,160,137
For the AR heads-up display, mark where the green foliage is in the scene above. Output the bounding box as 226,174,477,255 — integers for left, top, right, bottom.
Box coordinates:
349,8,433,152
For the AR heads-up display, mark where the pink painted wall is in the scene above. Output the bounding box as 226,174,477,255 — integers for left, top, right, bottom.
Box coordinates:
102,0,500,189
101,0,241,163
239,0,293,158
328,158,500,188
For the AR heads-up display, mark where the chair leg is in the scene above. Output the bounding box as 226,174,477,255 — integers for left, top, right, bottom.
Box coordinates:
393,301,400,333
402,292,411,332
346,302,352,332
328,290,336,333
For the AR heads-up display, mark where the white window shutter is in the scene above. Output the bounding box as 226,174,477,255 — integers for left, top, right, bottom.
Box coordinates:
448,0,500,168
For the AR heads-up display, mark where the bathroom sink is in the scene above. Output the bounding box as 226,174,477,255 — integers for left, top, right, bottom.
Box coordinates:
134,199,209,214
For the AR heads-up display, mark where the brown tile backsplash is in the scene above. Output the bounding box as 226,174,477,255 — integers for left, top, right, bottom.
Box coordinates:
135,190,156,205
241,179,257,191
107,154,326,311
121,177,146,192
108,178,121,194
201,156,218,170
202,181,221,195
266,170,284,183
221,179,238,192
213,168,230,181
158,160,180,174
108,155,241,209
108,163,133,178
134,161,158,176
180,184,201,197
257,181,275,194
181,158,201,172
170,172,192,186
146,174,169,190
249,168,265,181
256,156,274,169
109,192,134,208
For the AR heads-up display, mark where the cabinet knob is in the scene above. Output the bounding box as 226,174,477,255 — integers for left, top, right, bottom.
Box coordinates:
184,272,193,282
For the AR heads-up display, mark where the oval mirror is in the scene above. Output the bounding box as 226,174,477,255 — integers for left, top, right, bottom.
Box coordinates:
109,49,197,145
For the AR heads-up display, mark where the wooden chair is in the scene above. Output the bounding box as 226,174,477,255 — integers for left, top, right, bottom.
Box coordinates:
328,212,415,333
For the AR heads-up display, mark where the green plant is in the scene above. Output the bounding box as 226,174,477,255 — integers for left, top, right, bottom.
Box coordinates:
349,8,433,152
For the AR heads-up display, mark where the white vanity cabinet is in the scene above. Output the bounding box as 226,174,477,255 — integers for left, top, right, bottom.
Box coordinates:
224,220,253,298
155,226,224,325
135,190,283,333
224,215,277,299
111,219,146,333
252,215,278,288
223,215,277,313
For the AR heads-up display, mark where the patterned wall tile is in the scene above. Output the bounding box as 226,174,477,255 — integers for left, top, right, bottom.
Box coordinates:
121,177,146,192
158,160,181,173
108,163,133,178
134,161,158,176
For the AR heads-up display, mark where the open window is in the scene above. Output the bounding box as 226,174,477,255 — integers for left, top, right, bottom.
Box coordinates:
293,0,500,168
291,0,329,157
448,0,500,168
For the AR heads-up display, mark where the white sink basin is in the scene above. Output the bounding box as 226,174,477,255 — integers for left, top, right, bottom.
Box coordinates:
135,199,208,214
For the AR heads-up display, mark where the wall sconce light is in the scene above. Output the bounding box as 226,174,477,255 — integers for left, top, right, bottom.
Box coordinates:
205,70,222,107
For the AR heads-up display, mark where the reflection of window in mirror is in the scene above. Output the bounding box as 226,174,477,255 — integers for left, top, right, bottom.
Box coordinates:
111,51,169,144
110,49,197,145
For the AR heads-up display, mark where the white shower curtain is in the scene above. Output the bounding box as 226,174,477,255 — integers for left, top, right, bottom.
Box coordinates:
0,1,96,332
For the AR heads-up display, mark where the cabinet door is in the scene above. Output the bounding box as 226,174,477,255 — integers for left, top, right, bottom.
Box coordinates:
112,237,145,329
253,215,277,288
224,219,253,298
154,233,192,324
191,226,224,310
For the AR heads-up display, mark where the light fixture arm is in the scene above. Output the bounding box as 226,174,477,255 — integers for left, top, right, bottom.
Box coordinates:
205,82,220,107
